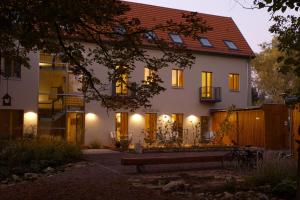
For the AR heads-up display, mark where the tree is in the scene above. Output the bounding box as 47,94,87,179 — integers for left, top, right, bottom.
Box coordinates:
253,0,300,93
0,0,211,110
251,39,300,104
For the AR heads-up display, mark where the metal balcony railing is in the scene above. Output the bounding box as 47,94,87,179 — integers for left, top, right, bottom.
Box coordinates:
199,87,222,103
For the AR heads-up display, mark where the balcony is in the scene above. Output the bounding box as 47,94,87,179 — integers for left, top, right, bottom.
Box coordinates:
199,87,222,103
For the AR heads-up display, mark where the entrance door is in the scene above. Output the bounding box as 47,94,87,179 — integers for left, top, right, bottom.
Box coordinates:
66,112,85,145
115,112,128,141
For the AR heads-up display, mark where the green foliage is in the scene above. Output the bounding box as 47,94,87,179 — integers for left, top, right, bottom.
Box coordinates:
251,39,300,103
253,0,300,94
0,0,212,110
0,140,82,179
272,179,297,199
247,157,297,187
89,141,102,149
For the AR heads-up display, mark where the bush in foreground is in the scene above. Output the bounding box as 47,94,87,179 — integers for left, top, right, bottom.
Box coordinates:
247,157,297,198
0,139,82,179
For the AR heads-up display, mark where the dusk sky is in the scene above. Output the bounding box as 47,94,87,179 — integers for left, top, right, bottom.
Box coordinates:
124,0,287,53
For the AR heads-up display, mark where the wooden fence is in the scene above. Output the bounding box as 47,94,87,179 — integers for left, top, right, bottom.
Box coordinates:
211,104,289,150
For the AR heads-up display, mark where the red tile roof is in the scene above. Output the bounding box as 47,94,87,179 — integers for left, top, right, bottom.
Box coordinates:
124,1,254,58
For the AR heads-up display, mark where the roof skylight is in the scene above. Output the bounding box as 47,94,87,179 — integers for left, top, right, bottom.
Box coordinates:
224,40,238,50
199,37,213,47
169,33,183,44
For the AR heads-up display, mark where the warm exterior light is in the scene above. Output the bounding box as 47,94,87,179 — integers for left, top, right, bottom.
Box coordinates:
86,113,97,121
187,115,199,123
131,114,143,123
24,112,37,122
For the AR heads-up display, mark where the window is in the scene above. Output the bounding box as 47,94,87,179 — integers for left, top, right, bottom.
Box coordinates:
171,113,184,140
145,113,157,140
145,31,157,40
39,52,67,68
114,26,126,35
199,37,213,47
201,71,213,98
172,69,184,88
229,73,240,91
224,40,238,50
115,73,128,95
3,58,21,79
115,112,128,141
144,67,155,83
169,33,183,44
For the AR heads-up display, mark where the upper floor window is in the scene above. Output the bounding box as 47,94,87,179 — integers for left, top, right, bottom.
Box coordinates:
229,73,240,92
172,69,184,88
3,58,21,79
115,73,128,95
39,52,67,68
201,71,213,98
169,33,183,44
199,37,213,47
224,40,238,50
144,67,155,83
145,31,157,40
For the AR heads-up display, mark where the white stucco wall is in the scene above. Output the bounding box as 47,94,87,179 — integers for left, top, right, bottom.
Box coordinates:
0,52,39,134
84,47,252,146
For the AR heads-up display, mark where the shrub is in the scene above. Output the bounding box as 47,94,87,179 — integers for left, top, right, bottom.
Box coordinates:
272,179,297,199
89,141,102,149
0,139,82,179
247,157,297,187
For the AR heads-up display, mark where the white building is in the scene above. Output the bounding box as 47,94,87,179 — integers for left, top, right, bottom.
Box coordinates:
0,2,254,147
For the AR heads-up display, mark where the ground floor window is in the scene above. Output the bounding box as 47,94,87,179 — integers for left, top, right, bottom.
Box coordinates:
145,113,157,140
0,109,23,139
115,112,128,141
171,113,184,139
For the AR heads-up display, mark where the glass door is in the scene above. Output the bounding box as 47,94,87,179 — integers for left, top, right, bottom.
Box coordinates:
202,71,213,98
115,112,128,141
67,112,85,145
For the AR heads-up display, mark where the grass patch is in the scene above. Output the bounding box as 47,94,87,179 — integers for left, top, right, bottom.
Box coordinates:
0,139,82,179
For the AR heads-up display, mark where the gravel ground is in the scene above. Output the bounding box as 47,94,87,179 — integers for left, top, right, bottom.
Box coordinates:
0,150,229,200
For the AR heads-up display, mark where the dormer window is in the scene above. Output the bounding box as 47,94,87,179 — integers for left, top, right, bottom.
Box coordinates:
145,31,157,40
199,37,213,47
114,26,126,35
224,40,238,50
169,33,183,44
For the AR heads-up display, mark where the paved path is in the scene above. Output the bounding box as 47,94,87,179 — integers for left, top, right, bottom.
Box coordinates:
0,150,228,200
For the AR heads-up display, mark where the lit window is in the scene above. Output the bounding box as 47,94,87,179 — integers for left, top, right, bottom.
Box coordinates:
145,31,157,40
145,113,157,140
171,113,184,140
115,112,128,141
144,67,155,83
229,73,240,91
3,58,21,79
199,37,213,47
224,40,238,50
201,71,213,98
115,74,128,95
172,69,184,88
169,33,183,44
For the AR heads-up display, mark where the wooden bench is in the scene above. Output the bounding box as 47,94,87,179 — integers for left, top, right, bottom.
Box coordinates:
121,154,232,173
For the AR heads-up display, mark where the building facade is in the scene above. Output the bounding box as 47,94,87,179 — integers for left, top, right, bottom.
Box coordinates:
0,2,254,147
